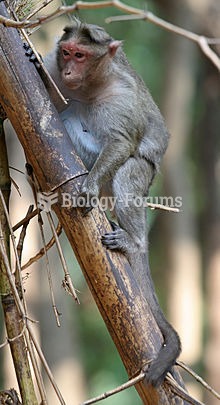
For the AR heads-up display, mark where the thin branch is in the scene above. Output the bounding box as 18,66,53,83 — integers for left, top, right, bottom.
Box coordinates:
21,221,62,270
198,36,220,72
0,222,65,405
10,177,22,196
106,11,220,71
7,324,26,343
47,212,79,303
27,325,66,405
81,368,204,405
24,334,48,404
177,360,220,400
81,371,146,405
147,202,180,213
0,189,28,313
106,10,199,40
0,338,8,349
0,0,219,71
166,373,205,405
38,214,61,327
26,0,55,19
13,208,39,232
24,164,62,326
16,205,34,265
0,222,27,323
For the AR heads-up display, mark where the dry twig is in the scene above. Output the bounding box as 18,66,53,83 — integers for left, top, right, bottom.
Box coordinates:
38,212,62,327
0,338,8,349
177,360,220,400
81,368,205,405
0,221,65,405
0,188,27,313
13,208,39,232
81,371,146,405
0,1,219,71
16,205,34,265
147,202,180,212
21,221,62,269
166,373,205,405
47,212,79,303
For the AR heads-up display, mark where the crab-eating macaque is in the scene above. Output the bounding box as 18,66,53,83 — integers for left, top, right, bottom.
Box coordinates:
31,21,181,386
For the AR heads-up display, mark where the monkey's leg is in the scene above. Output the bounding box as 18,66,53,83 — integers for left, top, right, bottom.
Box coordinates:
102,157,181,386
102,156,154,256
102,156,156,304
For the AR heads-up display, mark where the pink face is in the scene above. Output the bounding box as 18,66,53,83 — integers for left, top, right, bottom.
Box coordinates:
59,41,92,89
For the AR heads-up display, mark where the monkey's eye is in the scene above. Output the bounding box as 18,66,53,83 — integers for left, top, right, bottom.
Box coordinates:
62,49,70,57
75,52,84,59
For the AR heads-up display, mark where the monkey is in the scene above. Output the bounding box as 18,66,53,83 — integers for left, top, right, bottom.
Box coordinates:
26,21,181,387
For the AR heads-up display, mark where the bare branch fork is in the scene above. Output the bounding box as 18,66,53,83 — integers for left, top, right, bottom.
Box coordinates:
82,361,220,405
0,0,219,71
81,370,206,405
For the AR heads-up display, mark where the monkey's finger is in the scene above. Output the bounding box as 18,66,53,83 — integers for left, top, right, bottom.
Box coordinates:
101,232,123,249
23,43,41,69
101,238,120,250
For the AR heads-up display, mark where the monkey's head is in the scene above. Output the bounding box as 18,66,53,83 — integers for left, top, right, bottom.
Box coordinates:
57,22,122,90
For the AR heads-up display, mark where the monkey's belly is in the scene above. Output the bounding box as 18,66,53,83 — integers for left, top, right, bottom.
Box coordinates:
60,105,102,170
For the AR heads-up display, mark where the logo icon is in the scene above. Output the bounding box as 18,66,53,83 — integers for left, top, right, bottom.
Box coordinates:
37,191,59,212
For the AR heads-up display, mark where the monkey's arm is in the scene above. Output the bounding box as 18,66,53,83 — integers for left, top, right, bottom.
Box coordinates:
81,136,134,198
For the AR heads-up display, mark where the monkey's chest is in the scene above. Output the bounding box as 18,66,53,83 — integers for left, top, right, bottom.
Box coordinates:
60,103,103,170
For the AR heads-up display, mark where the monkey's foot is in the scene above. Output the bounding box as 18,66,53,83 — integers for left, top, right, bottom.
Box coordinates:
101,222,131,252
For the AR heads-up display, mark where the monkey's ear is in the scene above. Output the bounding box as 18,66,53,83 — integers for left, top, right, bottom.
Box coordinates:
108,40,123,57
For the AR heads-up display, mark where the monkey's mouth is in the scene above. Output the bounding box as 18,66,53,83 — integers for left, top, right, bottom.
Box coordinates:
66,82,82,90
62,74,82,90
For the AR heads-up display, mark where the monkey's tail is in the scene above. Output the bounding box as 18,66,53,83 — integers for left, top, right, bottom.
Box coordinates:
131,252,181,387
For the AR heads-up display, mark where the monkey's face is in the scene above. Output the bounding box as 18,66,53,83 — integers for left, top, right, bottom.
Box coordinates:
58,40,92,90
57,35,122,92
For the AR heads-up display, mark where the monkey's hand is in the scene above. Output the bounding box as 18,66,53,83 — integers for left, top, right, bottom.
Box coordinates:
23,43,42,70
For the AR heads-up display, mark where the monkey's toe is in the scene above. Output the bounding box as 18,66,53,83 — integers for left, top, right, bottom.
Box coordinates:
101,229,126,251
